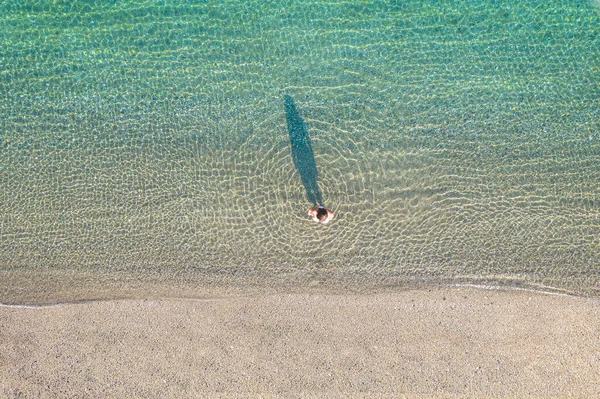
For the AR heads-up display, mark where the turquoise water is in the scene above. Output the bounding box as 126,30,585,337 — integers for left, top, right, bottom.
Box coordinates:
1,0,599,302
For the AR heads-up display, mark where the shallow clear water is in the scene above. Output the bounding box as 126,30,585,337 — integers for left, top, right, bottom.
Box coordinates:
1,0,599,303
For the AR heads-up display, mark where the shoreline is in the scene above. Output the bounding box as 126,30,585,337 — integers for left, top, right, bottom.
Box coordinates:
2,282,598,309
2,268,598,306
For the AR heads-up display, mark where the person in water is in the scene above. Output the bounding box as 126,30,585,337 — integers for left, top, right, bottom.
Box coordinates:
308,205,334,224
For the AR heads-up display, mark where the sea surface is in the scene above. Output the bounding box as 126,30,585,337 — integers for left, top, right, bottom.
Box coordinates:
1,0,599,303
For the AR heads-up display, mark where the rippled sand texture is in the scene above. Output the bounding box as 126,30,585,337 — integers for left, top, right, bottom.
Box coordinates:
1,1,600,302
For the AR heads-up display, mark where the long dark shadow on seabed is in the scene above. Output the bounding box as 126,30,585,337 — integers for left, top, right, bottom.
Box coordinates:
284,95,323,206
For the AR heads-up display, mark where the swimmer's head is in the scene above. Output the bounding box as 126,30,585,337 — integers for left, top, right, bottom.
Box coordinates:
316,207,328,222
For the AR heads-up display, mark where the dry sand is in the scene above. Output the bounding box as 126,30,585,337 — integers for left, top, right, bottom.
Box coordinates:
1,287,599,398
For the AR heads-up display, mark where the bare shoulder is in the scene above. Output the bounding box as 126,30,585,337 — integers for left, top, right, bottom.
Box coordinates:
307,206,319,217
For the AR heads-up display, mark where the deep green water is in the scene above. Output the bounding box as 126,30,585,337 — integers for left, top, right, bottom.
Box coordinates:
1,0,599,302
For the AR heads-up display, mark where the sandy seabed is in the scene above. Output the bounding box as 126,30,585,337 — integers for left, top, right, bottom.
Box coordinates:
1,287,599,398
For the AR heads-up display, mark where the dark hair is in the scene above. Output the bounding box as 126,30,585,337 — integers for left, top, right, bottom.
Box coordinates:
316,207,328,221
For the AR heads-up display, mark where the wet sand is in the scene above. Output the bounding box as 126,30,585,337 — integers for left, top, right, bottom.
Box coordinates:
1,287,599,398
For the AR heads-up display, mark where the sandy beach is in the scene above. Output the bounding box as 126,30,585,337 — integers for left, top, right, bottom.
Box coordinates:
1,287,599,398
